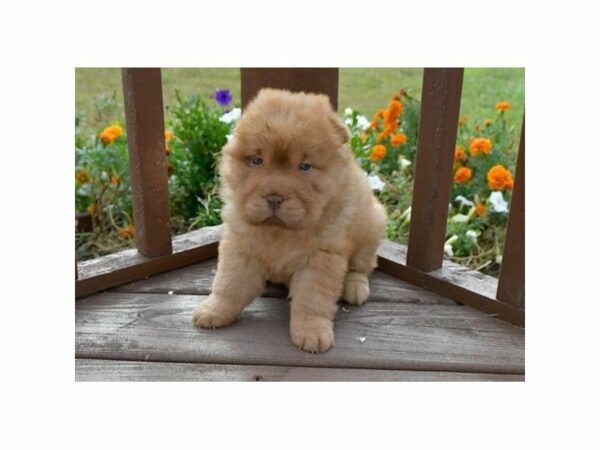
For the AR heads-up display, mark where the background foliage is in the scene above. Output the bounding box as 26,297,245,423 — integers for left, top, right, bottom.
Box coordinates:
75,69,524,276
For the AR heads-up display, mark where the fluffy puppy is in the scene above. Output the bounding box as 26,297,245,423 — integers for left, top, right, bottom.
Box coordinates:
193,88,387,353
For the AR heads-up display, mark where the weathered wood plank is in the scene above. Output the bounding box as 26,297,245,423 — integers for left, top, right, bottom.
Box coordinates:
407,68,464,272
115,259,456,305
377,240,524,326
121,68,172,257
76,292,524,374
241,68,339,110
497,116,525,311
75,359,524,382
76,225,223,298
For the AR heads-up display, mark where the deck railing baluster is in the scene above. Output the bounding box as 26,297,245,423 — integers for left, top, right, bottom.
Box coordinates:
497,116,525,311
121,68,172,258
406,68,464,272
241,68,339,110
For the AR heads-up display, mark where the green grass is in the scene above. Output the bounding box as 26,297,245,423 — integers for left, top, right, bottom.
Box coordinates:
75,68,524,139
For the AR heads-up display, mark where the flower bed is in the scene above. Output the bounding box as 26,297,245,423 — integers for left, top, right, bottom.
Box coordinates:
76,89,519,275
347,91,518,275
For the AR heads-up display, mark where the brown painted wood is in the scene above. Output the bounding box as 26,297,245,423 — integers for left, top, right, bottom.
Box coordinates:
377,240,524,326
407,68,464,272
121,68,172,258
497,116,525,312
115,258,457,306
75,359,524,382
76,225,222,298
76,212,93,233
76,292,524,374
241,68,339,110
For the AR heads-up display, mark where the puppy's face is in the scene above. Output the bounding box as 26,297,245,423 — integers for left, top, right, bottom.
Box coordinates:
221,89,350,230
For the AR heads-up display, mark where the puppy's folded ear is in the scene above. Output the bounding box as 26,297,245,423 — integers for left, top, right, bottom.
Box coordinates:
329,112,351,145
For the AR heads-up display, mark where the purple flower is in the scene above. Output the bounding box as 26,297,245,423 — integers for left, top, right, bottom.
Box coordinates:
214,89,232,107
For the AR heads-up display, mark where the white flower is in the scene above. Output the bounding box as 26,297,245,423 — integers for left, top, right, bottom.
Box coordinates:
344,117,353,126
444,235,458,256
366,173,385,191
225,134,233,142
495,255,503,264
356,115,370,131
489,191,509,213
466,230,479,243
219,107,242,124
451,213,470,223
400,158,412,169
344,107,353,116
455,195,474,208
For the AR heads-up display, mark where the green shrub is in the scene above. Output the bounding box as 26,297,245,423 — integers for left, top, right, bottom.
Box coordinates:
167,91,230,226
75,92,236,260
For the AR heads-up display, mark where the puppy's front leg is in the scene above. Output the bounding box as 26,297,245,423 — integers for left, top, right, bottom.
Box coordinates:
289,252,347,353
193,243,266,329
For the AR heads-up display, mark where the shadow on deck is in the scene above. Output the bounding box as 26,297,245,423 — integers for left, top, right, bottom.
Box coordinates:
75,258,525,381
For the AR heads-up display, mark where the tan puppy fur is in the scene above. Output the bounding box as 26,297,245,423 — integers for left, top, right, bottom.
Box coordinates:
193,88,387,353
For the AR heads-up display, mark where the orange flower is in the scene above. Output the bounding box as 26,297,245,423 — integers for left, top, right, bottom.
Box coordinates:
484,119,492,127
454,146,466,162
99,124,123,145
110,175,120,185
165,144,171,156
370,144,387,161
76,170,90,184
376,123,396,142
370,119,380,129
496,101,511,112
383,100,403,129
164,130,174,141
391,133,407,147
372,109,386,120
359,132,367,142
475,202,487,216
454,166,472,183
118,224,135,240
470,137,492,156
487,165,514,191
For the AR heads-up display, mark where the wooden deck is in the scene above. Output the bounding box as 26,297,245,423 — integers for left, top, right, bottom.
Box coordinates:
75,258,525,381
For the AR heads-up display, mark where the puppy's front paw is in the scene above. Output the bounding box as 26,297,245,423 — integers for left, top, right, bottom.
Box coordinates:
343,272,370,306
193,295,238,329
290,317,335,353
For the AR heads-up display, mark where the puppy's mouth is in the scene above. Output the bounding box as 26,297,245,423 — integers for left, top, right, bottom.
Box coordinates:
261,215,288,227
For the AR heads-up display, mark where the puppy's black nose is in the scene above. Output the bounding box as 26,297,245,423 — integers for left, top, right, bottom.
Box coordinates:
266,194,284,209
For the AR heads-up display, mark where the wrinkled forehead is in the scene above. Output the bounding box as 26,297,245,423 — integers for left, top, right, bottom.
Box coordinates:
232,112,338,164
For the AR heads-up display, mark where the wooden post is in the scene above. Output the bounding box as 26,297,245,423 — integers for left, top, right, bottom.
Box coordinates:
406,68,464,272
497,116,525,311
241,68,339,110
121,68,172,258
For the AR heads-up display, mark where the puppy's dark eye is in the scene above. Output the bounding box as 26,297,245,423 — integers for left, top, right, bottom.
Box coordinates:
299,162,312,172
249,157,263,167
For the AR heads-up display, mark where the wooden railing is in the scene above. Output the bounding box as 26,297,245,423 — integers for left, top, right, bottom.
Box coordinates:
76,67,525,326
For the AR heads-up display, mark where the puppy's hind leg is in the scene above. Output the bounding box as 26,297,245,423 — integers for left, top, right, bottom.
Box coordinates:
193,241,266,329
